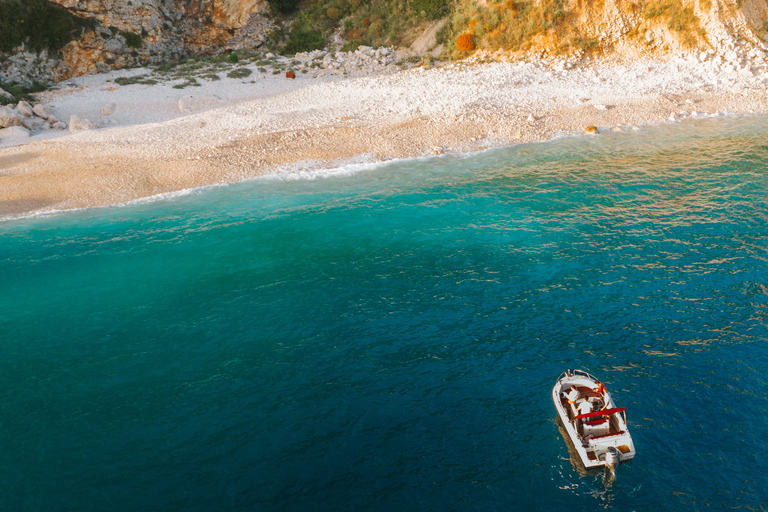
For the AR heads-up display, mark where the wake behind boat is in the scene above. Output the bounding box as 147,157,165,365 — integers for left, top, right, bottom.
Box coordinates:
552,369,636,470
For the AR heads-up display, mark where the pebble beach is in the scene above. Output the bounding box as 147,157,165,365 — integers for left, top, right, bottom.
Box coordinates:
2,47,768,218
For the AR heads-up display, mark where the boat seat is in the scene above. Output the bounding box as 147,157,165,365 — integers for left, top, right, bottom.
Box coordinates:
583,418,610,437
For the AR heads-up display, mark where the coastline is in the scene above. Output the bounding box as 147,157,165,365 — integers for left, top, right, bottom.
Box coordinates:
2,54,768,219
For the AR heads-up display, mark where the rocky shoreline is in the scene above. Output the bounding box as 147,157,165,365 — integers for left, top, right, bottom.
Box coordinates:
2,48,768,219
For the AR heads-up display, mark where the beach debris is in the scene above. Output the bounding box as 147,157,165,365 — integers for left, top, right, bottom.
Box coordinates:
0,125,30,138
584,125,599,134
0,105,22,128
101,103,117,116
593,104,609,111
286,71,296,79
69,115,99,133
16,101,33,117
432,146,444,155
527,114,536,122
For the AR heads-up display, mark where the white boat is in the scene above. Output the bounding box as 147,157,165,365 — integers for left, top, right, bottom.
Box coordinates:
552,369,636,470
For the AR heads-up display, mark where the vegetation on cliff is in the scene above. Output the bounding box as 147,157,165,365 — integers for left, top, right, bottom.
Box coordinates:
267,0,451,54
0,0,96,53
265,0,720,57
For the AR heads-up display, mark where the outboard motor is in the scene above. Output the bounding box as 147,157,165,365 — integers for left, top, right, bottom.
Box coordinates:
605,447,620,470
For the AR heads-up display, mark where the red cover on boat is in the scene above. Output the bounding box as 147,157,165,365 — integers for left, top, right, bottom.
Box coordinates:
575,406,626,419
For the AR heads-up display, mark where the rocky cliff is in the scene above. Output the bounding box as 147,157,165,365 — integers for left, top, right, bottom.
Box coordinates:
3,0,768,89
448,0,768,60
1,0,273,86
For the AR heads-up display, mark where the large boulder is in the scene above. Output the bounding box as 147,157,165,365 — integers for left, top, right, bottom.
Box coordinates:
20,117,45,131
32,104,53,119
0,126,30,138
69,115,99,133
0,106,22,128
17,101,34,117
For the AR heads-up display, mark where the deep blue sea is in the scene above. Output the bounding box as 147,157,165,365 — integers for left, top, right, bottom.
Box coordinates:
2,116,768,511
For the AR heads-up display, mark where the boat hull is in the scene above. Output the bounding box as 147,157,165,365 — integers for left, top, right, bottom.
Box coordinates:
552,370,636,469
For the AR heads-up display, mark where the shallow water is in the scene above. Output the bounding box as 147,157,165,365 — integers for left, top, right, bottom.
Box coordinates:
2,116,768,510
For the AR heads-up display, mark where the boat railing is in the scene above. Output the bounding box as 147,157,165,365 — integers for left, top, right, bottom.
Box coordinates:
558,369,600,383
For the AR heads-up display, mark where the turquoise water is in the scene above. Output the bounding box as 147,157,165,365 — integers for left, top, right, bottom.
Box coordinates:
2,117,768,510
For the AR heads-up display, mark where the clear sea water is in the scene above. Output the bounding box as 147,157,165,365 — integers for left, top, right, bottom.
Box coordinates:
2,116,768,511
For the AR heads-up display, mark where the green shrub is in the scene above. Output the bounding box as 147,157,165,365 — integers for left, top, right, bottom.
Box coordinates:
0,79,49,103
268,0,301,14
227,67,253,78
0,0,96,53
228,52,239,63
115,75,158,86
284,27,326,54
172,77,200,89
411,0,450,20
120,31,142,48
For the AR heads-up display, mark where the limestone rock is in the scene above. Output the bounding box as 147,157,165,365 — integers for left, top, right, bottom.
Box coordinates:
17,101,34,117
101,102,116,116
32,104,53,119
103,38,125,55
584,126,599,134
20,117,45,131
0,106,22,128
69,115,99,133
53,121,67,130
0,126,30,138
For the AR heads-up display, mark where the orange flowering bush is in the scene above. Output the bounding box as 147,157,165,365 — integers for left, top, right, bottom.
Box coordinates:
456,33,475,52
